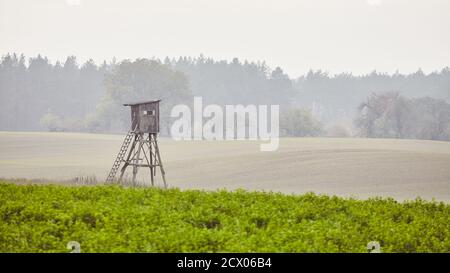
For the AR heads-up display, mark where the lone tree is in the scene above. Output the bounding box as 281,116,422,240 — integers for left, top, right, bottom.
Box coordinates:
355,92,450,140
96,59,191,133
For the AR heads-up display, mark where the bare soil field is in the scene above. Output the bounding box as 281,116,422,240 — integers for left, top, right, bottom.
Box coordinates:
0,131,449,201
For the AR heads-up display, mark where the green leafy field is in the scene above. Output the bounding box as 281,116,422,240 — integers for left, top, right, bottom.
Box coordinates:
0,182,448,253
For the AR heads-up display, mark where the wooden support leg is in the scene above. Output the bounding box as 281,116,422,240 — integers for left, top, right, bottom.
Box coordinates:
149,135,155,186
132,134,143,185
153,135,167,189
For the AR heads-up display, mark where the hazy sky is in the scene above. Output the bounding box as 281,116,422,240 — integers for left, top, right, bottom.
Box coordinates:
1,0,449,77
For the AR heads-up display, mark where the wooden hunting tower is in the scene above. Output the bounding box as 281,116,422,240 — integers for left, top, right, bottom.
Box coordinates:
106,100,166,187
128,100,160,133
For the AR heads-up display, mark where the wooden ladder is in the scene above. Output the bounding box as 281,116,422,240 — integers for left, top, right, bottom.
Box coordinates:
105,131,135,183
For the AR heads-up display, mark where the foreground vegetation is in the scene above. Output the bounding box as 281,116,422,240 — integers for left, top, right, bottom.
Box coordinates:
0,182,448,253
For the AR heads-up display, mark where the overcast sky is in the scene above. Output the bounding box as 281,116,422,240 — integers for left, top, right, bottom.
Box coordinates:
1,0,449,77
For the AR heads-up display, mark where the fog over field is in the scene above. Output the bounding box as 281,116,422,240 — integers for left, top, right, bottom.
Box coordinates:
1,132,449,202
1,0,450,202
2,0,450,257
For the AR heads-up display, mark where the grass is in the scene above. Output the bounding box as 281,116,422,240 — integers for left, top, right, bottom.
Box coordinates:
0,182,448,253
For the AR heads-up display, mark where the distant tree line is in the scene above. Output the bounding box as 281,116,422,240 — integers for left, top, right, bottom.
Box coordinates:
1,53,449,140
0,53,107,131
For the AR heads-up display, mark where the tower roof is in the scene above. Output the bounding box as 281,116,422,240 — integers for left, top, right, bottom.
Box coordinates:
123,99,161,106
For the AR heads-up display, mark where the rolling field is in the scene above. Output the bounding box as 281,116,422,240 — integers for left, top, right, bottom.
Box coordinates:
0,131,450,201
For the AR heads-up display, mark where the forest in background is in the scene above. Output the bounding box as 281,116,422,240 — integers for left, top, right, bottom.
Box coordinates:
1,53,449,140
